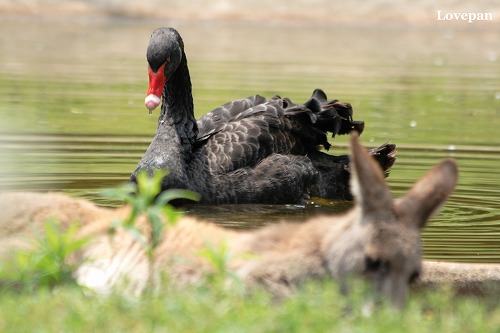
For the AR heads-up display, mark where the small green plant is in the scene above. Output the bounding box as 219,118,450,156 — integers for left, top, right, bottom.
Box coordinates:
198,241,256,296
0,219,89,293
198,241,233,285
101,170,200,290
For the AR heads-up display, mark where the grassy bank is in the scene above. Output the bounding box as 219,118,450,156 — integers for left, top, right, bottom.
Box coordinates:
1,280,499,332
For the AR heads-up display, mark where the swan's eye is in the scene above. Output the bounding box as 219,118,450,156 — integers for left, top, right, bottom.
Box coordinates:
166,57,171,63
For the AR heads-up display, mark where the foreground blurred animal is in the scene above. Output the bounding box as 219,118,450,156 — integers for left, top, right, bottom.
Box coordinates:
130,27,397,204
1,134,498,308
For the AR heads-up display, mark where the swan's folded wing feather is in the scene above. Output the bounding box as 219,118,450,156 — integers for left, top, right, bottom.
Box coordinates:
196,95,267,142
194,90,366,174
201,102,295,173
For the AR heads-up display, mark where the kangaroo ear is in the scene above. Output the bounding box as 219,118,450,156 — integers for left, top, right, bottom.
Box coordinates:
395,159,458,229
349,133,393,217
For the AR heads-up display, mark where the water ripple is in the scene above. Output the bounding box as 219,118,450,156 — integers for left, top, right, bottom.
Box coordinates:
0,134,499,263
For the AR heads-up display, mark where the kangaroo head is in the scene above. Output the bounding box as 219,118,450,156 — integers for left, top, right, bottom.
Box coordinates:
348,133,458,308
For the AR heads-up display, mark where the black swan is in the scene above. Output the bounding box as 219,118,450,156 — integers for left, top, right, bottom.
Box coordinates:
130,27,396,204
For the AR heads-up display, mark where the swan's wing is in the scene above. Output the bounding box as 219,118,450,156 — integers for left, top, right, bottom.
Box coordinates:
196,95,267,142
195,89,365,174
199,99,296,173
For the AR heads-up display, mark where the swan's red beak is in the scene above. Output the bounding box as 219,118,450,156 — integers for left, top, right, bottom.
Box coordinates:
145,63,166,112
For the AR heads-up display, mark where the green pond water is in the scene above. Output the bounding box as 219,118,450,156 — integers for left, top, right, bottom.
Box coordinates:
0,18,499,262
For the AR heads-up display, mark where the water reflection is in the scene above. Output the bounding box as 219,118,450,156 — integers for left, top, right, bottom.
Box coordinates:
0,19,499,263
184,200,354,229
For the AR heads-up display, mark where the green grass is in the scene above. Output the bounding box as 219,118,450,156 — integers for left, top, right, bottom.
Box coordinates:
0,219,88,293
0,280,499,332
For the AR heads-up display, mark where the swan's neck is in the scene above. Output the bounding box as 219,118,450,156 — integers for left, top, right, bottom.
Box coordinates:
158,52,198,162
132,52,199,190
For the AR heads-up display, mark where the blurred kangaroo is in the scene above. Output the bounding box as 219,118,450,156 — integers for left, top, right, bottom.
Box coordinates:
0,133,498,308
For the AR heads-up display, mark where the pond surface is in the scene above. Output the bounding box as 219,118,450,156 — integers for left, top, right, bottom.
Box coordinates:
0,18,499,262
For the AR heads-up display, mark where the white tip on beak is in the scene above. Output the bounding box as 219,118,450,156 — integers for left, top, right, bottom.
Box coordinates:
145,94,161,112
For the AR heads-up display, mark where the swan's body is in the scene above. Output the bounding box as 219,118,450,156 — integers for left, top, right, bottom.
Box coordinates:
131,27,396,204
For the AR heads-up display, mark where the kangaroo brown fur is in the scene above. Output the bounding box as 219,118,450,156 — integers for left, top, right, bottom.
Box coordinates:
0,134,497,307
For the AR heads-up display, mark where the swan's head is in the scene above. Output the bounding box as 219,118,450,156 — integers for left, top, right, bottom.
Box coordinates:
145,27,184,113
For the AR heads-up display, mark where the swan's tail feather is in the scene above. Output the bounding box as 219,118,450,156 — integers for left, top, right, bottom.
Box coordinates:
367,143,397,177
316,99,365,136
308,88,365,136
310,142,397,199
283,89,365,150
